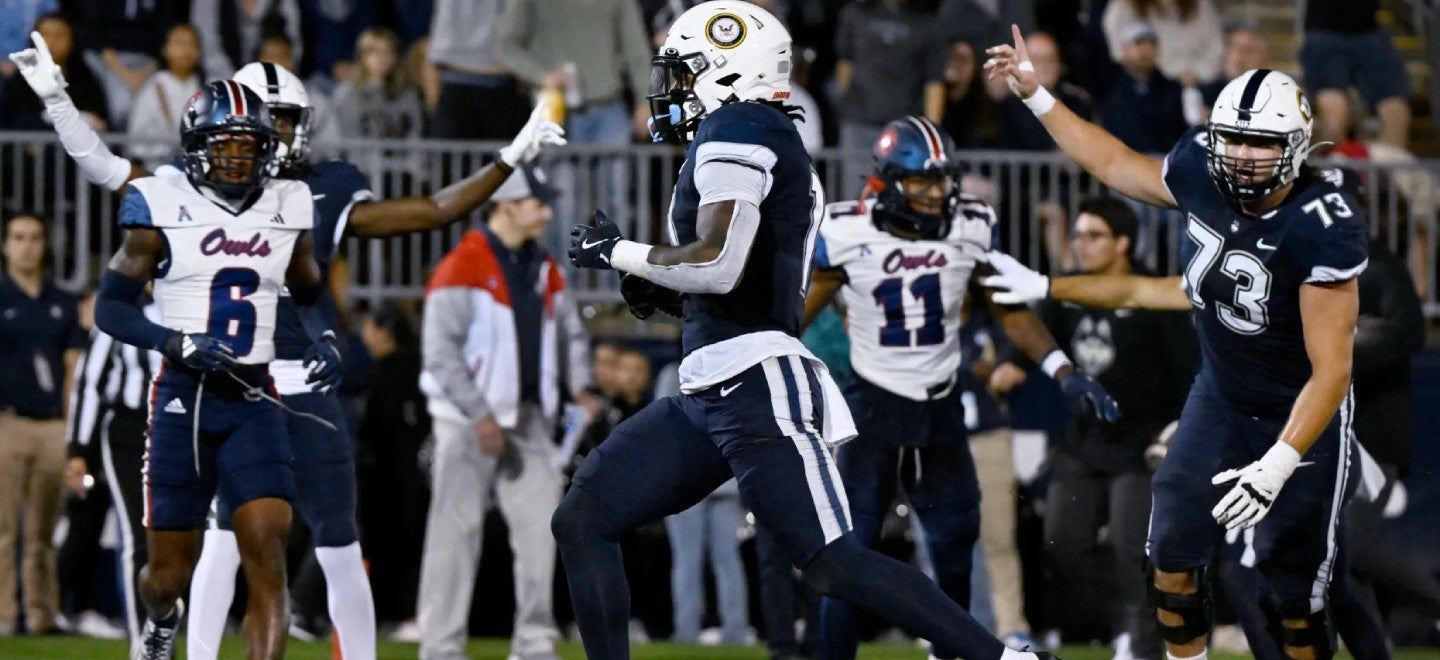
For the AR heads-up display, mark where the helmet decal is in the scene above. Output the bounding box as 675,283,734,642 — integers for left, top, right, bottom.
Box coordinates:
706,13,746,49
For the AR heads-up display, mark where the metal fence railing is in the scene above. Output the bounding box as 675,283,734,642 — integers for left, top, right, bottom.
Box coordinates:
3,133,1439,317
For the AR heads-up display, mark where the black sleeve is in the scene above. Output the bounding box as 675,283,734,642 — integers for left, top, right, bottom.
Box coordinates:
1353,244,1425,377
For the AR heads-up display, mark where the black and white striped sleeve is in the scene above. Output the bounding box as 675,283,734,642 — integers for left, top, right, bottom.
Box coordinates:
66,330,115,460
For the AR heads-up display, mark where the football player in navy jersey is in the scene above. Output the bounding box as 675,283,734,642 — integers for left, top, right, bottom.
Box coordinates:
7,35,565,660
803,116,1119,660
984,25,1367,660
564,3,1057,660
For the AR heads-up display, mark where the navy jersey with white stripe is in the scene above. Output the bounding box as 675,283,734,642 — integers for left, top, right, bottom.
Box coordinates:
1164,127,1368,416
669,101,823,356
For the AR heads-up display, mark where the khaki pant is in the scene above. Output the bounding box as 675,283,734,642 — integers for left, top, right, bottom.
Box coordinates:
970,427,1032,637
418,402,563,660
0,414,67,631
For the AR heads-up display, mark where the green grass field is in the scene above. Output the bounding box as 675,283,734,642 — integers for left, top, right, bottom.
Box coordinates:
0,637,1434,659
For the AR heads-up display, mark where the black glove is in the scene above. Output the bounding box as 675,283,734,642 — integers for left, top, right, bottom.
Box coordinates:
1059,371,1122,422
568,210,624,269
303,330,343,393
161,332,237,372
620,274,683,320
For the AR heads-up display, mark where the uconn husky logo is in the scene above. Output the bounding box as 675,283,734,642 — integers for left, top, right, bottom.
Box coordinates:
200,228,272,257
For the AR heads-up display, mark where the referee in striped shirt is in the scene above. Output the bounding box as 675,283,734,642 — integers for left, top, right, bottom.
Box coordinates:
64,300,159,648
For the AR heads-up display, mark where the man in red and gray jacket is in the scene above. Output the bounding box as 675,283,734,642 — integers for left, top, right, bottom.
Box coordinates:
418,165,597,660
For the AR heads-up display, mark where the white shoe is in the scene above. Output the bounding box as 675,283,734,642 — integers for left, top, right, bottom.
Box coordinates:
133,601,183,660
388,619,421,643
1112,632,1135,660
1211,624,1250,654
75,610,126,640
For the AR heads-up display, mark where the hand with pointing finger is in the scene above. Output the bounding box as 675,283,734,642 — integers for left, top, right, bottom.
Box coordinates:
982,24,1039,100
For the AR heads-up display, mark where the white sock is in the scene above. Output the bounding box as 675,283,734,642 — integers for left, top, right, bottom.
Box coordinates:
1000,649,1037,660
1167,650,1208,660
316,542,376,660
186,529,241,660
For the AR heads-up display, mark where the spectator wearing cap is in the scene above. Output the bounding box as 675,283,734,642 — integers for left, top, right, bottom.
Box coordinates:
1102,0,1223,87
417,166,598,660
1098,22,1187,154
0,212,85,636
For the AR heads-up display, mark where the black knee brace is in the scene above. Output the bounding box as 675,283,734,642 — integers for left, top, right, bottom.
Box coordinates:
1146,566,1213,644
1267,608,1334,660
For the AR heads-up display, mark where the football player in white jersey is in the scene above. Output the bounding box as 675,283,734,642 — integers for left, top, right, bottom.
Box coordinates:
93,81,331,660
804,116,1120,659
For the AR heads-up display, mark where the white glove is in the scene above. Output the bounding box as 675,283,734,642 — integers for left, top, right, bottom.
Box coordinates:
7,31,68,102
1210,442,1302,530
498,100,567,168
979,251,1050,305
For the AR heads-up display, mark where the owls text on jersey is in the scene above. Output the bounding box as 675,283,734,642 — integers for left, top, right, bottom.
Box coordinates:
815,195,998,401
118,167,315,366
668,101,827,388
1163,126,1368,416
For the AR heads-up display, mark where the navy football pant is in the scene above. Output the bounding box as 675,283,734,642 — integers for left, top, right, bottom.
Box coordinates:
144,367,294,531
819,380,981,660
553,355,1005,660
216,391,356,547
1149,378,1357,617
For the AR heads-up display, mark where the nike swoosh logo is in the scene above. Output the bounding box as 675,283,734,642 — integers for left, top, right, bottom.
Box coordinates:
1256,238,1278,251
1296,461,1315,467
720,383,742,397
312,193,326,200
581,238,609,249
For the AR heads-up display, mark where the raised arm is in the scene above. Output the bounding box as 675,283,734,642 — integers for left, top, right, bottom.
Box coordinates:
981,251,1191,310
345,103,565,238
7,32,148,192
984,25,1176,209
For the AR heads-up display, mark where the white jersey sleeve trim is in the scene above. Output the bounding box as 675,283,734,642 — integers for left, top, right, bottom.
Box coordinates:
333,189,377,250
1306,259,1368,283
695,141,777,204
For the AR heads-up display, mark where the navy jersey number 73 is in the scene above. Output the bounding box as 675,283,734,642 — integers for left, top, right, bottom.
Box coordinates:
1164,126,1368,417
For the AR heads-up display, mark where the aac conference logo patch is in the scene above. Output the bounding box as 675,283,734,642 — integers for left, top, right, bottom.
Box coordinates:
706,13,746,49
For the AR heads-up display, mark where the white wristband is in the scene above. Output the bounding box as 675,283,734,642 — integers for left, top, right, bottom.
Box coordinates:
1040,349,1072,379
1022,85,1057,117
609,240,653,276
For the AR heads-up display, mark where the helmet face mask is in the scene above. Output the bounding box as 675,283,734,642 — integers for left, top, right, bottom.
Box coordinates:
648,1,793,144
180,81,281,201
1206,127,1294,203
1204,69,1313,205
646,51,710,143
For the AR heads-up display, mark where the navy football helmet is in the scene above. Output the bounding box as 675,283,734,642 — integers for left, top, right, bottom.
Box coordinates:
179,80,281,200
871,116,960,239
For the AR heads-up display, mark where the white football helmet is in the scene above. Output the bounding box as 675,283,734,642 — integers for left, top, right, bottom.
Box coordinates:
232,61,314,169
1206,68,1314,203
648,0,792,143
